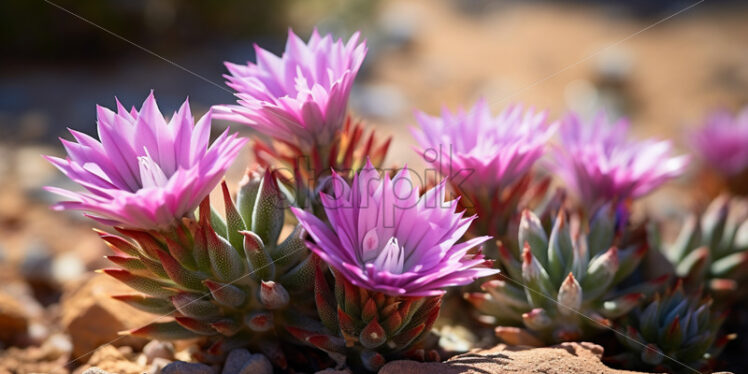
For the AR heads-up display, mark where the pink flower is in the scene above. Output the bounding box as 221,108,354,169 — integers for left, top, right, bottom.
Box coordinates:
691,107,748,177
411,99,555,194
45,92,247,229
553,112,688,210
291,161,498,297
215,29,367,151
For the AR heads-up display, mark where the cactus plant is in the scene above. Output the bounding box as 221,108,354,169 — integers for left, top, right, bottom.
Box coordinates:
690,107,748,195
612,281,733,372
411,100,557,246
101,171,317,367
289,163,498,371
214,29,389,209
253,116,391,213
285,263,443,372
551,112,689,214
466,207,665,346
662,195,748,295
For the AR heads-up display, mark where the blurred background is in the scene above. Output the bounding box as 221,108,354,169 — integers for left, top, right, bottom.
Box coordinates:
0,0,747,371
5,0,748,259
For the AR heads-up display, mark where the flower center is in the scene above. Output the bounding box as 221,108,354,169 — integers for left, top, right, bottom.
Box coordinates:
370,237,405,274
138,154,169,189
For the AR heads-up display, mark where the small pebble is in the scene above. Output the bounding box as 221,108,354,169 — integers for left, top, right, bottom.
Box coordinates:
221,349,252,374
41,333,72,359
161,361,214,374
143,340,175,364
51,253,85,283
237,353,272,374
222,348,273,374
82,368,113,374
148,357,172,374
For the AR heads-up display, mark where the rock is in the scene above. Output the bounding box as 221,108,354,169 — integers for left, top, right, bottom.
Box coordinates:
380,342,638,374
61,274,154,360
51,252,86,284
40,333,73,360
222,348,272,374
20,240,53,284
82,368,113,374
237,354,273,374
148,357,173,374
161,361,214,374
0,290,30,345
315,369,353,374
143,340,175,364
380,360,456,374
73,344,146,374
222,349,252,374
0,345,69,374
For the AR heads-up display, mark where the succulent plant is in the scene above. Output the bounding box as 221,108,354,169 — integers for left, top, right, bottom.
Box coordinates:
662,195,748,295
466,207,665,346
286,264,443,372
612,281,733,372
253,116,391,214
214,28,390,210
551,111,688,214
100,171,317,367
288,163,497,371
689,107,748,195
411,99,557,246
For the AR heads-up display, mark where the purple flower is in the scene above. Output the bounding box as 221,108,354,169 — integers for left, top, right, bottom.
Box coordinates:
215,29,367,151
411,99,555,193
691,107,748,177
291,161,498,297
45,92,247,229
553,112,688,209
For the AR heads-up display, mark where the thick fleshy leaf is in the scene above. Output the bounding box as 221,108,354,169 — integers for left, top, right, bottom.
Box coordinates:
206,227,246,282
111,294,174,315
203,279,246,307
101,268,175,298
127,321,199,340
221,181,247,251
251,170,285,245
241,230,274,281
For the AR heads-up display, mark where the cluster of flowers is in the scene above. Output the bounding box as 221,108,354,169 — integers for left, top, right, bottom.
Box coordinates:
46,29,748,372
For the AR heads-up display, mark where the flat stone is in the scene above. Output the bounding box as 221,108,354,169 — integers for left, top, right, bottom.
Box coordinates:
61,274,154,360
380,342,641,374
